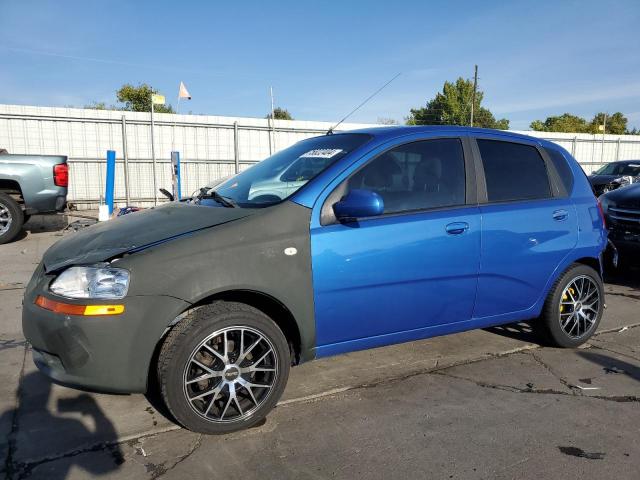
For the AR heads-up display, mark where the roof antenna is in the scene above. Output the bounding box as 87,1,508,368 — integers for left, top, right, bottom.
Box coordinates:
326,72,401,135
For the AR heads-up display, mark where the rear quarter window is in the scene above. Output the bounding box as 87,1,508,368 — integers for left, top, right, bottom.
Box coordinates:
545,147,574,195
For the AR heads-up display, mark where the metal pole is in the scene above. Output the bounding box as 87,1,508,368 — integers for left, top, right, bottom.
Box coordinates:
470,65,478,127
150,98,158,205
572,136,577,156
601,113,607,164
172,96,181,152
616,137,621,161
269,86,275,155
105,150,116,215
171,151,181,200
121,116,131,205
233,121,240,173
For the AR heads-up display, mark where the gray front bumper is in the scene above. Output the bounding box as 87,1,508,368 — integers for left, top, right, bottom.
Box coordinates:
22,281,189,393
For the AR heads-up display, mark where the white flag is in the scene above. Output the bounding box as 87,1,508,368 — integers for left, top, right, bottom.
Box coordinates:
178,82,191,100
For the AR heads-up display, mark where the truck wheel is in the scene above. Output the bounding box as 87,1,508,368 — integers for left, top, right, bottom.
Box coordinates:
538,264,603,348
157,301,291,434
0,192,23,244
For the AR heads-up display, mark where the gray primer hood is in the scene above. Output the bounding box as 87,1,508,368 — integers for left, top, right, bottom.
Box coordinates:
43,202,255,272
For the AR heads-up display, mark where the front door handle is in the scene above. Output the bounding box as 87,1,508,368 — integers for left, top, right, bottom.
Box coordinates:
445,222,469,235
553,209,569,221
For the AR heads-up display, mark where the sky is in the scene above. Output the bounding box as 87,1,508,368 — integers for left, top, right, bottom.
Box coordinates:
1,0,639,130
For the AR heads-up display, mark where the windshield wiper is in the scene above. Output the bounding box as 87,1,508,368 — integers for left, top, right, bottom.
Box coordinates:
197,187,237,208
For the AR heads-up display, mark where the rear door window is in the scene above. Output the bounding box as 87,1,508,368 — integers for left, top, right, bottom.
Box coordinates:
477,140,551,202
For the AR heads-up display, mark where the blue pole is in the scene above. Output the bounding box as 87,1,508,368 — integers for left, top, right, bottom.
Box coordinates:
105,150,116,214
171,151,181,200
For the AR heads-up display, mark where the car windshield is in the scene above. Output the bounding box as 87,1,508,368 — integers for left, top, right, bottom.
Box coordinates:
210,133,371,207
594,162,640,176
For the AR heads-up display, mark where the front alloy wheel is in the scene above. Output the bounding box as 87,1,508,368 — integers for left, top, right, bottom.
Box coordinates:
183,326,278,423
158,302,290,434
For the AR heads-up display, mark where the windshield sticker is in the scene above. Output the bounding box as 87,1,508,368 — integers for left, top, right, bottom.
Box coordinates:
300,148,344,159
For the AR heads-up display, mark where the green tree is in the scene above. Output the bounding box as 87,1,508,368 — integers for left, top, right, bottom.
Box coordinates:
266,107,293,120
590,112,627,135
84,101,109,110
377,117,399,125
116,83,174,113
530,112,629,134
529,113,589,133
406,77,509,130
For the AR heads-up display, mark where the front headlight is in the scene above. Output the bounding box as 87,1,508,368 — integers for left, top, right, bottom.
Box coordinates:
50,265,130,299
614,176,630,186
598,195,615,214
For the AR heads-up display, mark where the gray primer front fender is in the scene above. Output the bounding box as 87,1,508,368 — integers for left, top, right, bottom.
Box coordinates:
115,201,317,361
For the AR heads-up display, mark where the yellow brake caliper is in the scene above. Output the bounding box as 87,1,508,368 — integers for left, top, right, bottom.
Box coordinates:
561,287,575,313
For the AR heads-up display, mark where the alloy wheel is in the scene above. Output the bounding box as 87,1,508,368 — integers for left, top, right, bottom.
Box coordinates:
182,326,278,423
559,275,600,339
0,201,12,236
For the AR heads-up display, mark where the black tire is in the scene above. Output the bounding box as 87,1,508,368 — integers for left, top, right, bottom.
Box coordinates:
0,192,24,245
157,301,291,434
23,214,31,224
538,263,604,348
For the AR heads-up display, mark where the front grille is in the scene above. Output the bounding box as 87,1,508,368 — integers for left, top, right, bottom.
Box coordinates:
608,206,640,234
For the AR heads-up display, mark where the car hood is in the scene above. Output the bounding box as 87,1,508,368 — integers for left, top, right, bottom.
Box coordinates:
601,183,640,208
588,174,622,186
43,202,256,272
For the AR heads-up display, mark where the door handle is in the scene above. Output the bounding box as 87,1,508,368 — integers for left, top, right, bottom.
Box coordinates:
445,222,469,235
552,209,569,221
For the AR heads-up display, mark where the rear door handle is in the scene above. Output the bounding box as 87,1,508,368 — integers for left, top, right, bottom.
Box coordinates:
445,222,469,235
553,209,569,221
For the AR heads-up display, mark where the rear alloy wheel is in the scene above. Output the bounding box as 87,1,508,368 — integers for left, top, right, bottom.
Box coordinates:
157,302,290,434
539,264,603,347
0,192,23,244
558,275,601,339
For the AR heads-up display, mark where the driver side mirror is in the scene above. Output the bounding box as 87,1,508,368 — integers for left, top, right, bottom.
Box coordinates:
333,189,384,222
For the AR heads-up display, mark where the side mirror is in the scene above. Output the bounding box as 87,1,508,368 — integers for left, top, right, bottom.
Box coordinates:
333,189,384,222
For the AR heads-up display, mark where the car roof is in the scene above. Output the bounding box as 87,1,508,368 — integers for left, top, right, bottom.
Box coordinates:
339,125,545,144
607,159,640,164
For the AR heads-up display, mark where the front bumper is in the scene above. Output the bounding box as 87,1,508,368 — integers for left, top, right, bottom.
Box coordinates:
608,229,640,257
22,269,189,393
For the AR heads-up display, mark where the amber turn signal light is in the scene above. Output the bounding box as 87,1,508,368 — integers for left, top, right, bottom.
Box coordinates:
35,296,125,316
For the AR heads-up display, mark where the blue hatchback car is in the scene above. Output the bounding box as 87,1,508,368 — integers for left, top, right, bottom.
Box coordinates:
23,126,607,434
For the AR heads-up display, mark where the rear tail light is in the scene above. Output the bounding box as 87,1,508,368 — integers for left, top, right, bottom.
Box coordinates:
53,163,68,187
597,199,606,228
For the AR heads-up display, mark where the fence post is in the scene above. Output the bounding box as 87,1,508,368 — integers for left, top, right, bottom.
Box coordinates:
616,138,621,161
171,151,181,200
105,150,116,215
234,121,240,173
121,116,131,205
571,136,577,156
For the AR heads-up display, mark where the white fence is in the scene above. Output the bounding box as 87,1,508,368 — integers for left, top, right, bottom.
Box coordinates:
1,104,639,209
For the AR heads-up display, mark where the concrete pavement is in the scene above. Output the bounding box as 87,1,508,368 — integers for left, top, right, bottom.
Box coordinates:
1,220,639,479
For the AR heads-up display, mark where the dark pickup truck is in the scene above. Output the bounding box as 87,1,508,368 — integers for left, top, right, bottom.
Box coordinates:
0,151,68,244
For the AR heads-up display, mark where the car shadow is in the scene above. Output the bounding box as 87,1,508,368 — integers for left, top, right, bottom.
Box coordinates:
603,264,640,290
484,321,546,345
1,371,124,479
22,214,71,234
576,350,640,384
